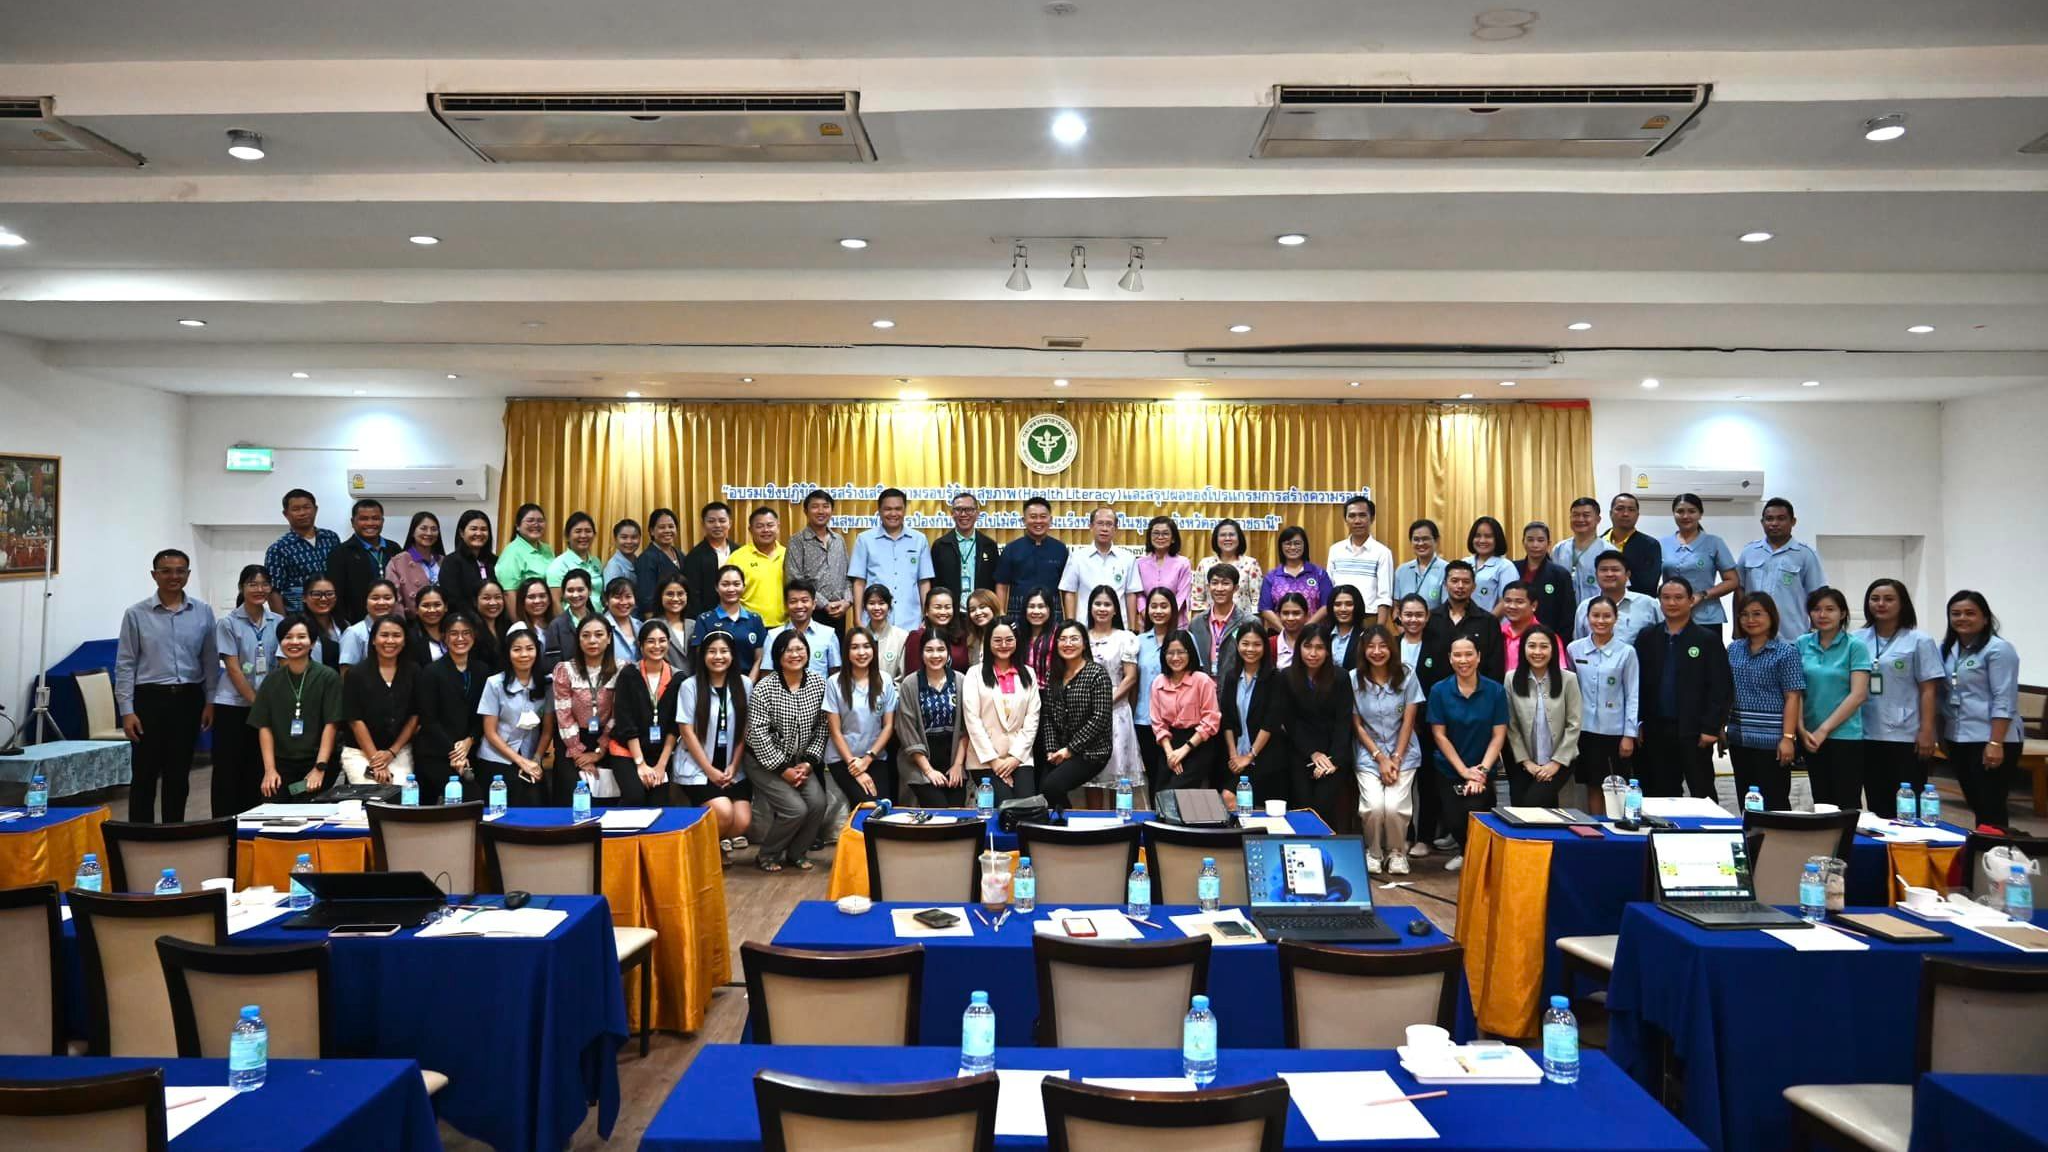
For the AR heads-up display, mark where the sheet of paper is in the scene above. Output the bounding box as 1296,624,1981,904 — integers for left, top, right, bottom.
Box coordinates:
876,812,961,825
890,907,976,938
164,1086,239,1142
1280,1070,1440,1142
1639,796,1731,818
415,907,568,938
226,899,295,936
1763,924,1869,951
1032,908,1144,941
597,808,662,831
1236,815,1296,835
992,1069,1067,1137
242,803,340,820
1083,1077,1196,1092
236,819,319,834
0,810,26,822
1168,908,1265,945
60,904,71,921
1063,815,1126,832
1962,920,2048,953
1861,822,1966,844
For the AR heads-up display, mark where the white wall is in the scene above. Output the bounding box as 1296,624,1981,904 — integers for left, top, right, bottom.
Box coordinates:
1941,382,2048,662
1588,399,1946,618
0,334,189,728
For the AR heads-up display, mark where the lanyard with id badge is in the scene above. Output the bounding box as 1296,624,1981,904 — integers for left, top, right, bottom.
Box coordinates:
240,615,272,678
284,667,310,737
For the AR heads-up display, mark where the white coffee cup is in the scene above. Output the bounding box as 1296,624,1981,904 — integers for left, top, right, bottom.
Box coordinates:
1405,1023,1453,1050
1900,885,1941,911
1264,800,1287,818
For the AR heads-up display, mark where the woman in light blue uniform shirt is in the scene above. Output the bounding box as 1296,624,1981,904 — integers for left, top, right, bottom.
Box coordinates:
1393,519,1448,611
476,625,553,807
1940,590,2025,832
1853,579,1944,817
1659,493,1738,643
1350,625,1424,874
1463,517,1518,614
1566,596,1639,816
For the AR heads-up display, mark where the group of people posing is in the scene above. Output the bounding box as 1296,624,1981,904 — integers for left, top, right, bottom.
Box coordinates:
113,484,2028,875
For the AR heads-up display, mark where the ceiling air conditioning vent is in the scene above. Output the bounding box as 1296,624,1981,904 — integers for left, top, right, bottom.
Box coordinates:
1043,336,1089,350
430,91,875,163
0,96,145,167
1254,84,1709,160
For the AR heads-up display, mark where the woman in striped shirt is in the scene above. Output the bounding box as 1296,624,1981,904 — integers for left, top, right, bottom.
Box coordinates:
744,629,832,873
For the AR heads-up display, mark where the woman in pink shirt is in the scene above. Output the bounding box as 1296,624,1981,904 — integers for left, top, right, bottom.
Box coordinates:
1149,631,1223,792
1131,515,1193,628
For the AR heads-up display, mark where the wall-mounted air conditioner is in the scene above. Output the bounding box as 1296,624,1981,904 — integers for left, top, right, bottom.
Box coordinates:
1620,466,1764,501
348,466,489,502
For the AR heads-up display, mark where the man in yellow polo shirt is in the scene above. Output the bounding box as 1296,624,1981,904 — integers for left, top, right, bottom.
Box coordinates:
732,506,789,627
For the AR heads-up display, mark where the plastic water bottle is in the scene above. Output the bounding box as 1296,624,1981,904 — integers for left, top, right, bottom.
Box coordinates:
1896,783,1917,825
1013,856,1036,913
443,777,463,806
1115,774,1134,822
26,773,47,818
155,868,182,896
1744,786,1764,813
1182,994,1218,1086
572,778,592,822
289,853,314,911
401,773,419,807
1236,775,1254,812
74,852,103,893
873,798,892,822
1197,856,1222,912
228,1005,268,1092
976,776,995,819
1541,995,1580,1085
1920,783,1941,828
959,991,996,1076
1126,862,1152,919
2007,863,2035,922
1799,861,1827,923
488,775,507,817
1623,778,1643,824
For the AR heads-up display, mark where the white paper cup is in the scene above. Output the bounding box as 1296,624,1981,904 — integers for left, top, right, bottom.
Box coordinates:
1901,886,1941,911
1405,1024,1453,1050
1264,800,1287,818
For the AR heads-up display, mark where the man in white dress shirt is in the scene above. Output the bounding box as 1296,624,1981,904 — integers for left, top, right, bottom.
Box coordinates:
1325,494,1396,625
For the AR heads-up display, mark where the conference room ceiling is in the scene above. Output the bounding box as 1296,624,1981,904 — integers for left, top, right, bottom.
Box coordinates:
1,2,2044,402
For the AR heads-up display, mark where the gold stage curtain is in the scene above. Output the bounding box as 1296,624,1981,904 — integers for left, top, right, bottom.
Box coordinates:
500,399,1592,565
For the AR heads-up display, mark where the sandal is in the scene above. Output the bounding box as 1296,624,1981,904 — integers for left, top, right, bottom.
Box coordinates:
793,859,816,872
757,859,785,874
730,836,749,850
720,838,733,853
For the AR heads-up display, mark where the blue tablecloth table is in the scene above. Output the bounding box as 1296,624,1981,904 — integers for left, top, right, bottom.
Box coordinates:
0,739,131,796
0,1055,440,1151
771,900,1463,1048
1607,903,2048,1152
1909,1073,2048,1152
649,1044,1707,1151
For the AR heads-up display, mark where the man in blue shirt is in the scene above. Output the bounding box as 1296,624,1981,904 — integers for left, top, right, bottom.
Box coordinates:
1736,498,1827,644
847,488,933,631
263,488,339,614
115,549,220,822
995,496,1069,620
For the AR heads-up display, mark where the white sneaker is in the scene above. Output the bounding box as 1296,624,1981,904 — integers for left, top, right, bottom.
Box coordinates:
1408,840,1431,859
1367,851,1384,874
1388,853,1410,875
1433,835,1460,853
1445,854,1465,872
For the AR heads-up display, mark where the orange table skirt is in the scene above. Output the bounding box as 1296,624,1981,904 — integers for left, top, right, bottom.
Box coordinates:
236,815,731,1034
0,806,110,890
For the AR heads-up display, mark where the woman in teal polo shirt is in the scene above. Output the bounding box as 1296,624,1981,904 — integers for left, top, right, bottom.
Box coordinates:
1426,635,1508,872
1796,586,1871,810
1659,493,1738,642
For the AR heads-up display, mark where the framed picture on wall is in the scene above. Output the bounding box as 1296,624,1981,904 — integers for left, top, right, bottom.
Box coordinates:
0,452,59,578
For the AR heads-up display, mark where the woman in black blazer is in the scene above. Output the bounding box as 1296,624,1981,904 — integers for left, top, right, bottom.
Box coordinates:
1218,622,1284,805
440,510,498,617
607,620,685,804
635,507,688,618
1261,624,1356,817
413,612,489,803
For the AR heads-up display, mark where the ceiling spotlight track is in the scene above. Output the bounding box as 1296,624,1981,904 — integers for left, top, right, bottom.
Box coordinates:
1063,245,1089,291
1005,243,1031,292
225,128,266,161
1117,245,1145,293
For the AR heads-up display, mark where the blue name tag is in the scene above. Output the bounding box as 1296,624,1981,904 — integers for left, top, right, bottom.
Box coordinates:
289,717,305,737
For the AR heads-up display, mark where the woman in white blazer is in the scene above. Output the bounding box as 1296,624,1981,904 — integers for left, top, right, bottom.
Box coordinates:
1504,625,1583,807
961,620,1042,802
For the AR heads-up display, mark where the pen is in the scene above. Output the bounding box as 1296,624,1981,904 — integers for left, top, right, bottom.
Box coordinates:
1368,1090,1447,1106
972,908,991,928
1130,917,1162,930
167,1096,210,1110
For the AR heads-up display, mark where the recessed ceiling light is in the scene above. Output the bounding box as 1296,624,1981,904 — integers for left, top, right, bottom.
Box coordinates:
177,318,207,327
225,129,266,161
1739,231,1774,243
1275,233,1307,246
1228,323,1252,334
445,373,460,380
1907,324,1935,334
1863,113,1908,142
741,376,755,383
1567,321,1593,331
1801,379,1821,388
1458,392,1476,400
291,371,309,379
1053,378,1070,387
408,235,440,246
625,391,642,399
1640,377,1660,390
1497,380,1517,388
1347,381,1361,388
871,319,896,329
1733,394,1753,401
1050,111,1088,144
352,389,367,396
838,238,868,249
0,230,27,248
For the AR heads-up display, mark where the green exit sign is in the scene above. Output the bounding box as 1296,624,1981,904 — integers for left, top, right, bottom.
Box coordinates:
225,446,275,473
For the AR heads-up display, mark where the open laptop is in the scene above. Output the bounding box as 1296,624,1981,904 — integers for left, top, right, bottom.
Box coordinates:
1241,835,1398,943
280,870,451,930
1650,829,1807,930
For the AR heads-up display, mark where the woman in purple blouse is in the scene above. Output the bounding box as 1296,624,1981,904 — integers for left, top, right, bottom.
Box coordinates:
1260,525,1333,632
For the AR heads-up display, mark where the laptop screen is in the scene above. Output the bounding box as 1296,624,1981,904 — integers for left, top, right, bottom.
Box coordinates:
1652,831,1755,900
1244,836,1376,909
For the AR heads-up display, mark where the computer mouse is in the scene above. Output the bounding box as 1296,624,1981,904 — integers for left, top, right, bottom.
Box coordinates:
1406,918,1434,937
503,890,531,910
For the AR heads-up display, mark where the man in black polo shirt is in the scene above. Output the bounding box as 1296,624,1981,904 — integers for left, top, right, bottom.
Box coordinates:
1603,493,1664,597
1516,520,1577,635
325,499,399,626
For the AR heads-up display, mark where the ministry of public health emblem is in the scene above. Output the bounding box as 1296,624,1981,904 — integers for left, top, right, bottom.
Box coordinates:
1018,414,1079,475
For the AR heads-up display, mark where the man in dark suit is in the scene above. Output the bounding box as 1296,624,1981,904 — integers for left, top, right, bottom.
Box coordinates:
928,491,1000,604
1633,575,1733,798
325,499,399,625
681,501,735,614
1186,565,1258,684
